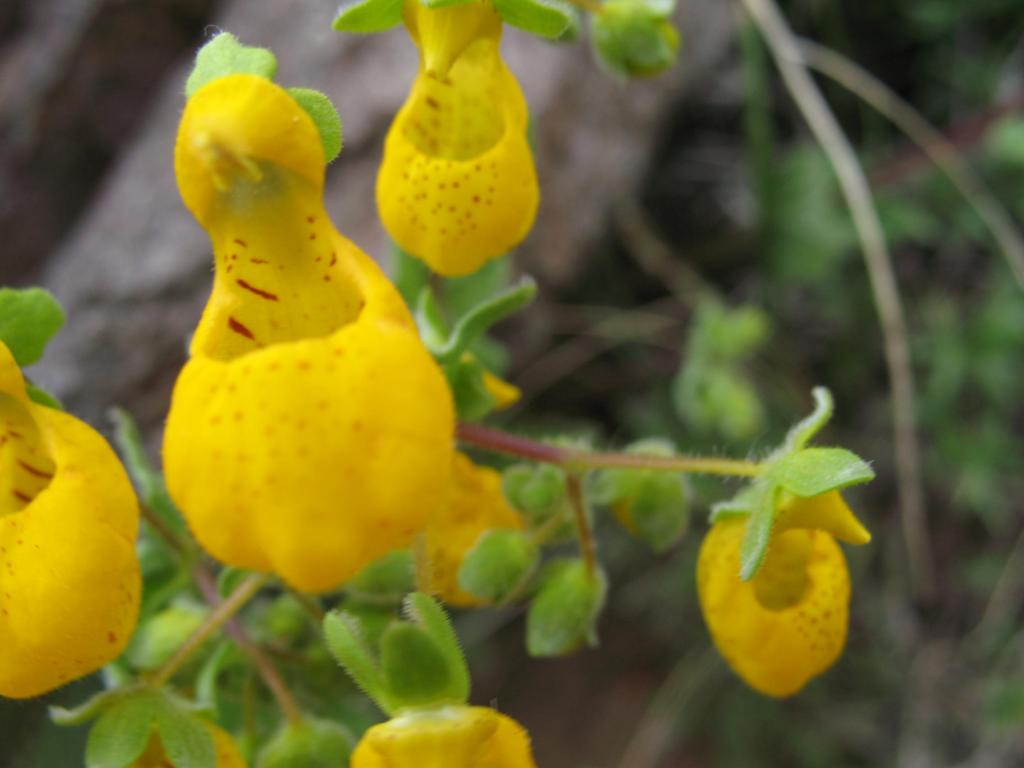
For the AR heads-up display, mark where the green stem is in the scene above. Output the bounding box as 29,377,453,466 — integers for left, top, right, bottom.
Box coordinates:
150,572,268,687
456,423,762,478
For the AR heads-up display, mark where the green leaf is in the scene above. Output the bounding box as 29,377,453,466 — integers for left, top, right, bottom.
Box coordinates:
85,693,162,768
434,277,537,363
771,447,875,498
185,32,278,98
708,484,762,523
333,0,405,33
127,602,209,672
0,287,65,366
288,88,343,163
415,288,450,351
420,0,476,8
493,0,575,39
392,244,431,310
779,386,834,454
26,383,62,409
526,560,607,657
323,610,391,712
259,719,354,768
153,705,216,768
443,357,499,422
51,687,137,727
346,550,415,606
403,592,470,703
738,487,777,581
503,464,567,516
458,530,539,603
380,624,462,708
591,0,680,79
617,474,689,552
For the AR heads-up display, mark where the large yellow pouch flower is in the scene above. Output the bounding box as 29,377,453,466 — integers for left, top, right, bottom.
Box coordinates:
165,74,455,593
377,0,539,276
0,341,140,698
697,491,870,698
133,722,246,767
426,452,523,607
352,705,536,768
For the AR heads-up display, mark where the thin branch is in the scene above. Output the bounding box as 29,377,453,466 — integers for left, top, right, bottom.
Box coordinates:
796,38,1024,290
566,473,598,579
738,0,934,599
139,504,192,555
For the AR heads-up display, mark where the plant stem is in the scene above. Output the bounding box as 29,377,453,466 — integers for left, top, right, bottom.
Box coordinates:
564,0,603,13
738,0,934,600
150,572,268,687
566,473,598,578
194,566,304,725
456,423,761,478
139,503,191,555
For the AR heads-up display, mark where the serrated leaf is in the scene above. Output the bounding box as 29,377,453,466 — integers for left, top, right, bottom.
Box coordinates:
0,287,65,366
185,32,277,98
85,693,162,768
738,486,777,581
772,447,875,498
154,705,216,768
403,592,469,702
458,530,539,603
494,0,575,39
333,0,405,33
526,560,607,657
288,88,343,163
323,610,391,712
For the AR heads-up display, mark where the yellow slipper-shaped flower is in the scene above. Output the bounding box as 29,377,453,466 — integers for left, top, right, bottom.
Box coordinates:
377,0,539,277
697,491,870,698
165,73,455,593
352,706,536,768
133,722,246,768
426,452,523,607
0,341,140,698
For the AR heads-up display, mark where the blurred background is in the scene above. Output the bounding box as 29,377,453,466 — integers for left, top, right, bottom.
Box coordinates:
2,0,1024,765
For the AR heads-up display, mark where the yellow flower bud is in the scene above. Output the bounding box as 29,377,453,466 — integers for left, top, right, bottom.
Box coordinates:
377,0,539,276
133,722,246,768
165,74,455,593
425,453,523,606
351,705,537,768
0,341,140,698
697,493,870,698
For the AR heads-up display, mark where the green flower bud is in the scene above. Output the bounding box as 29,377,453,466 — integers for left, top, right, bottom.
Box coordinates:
591,0,679,79
258,718,354,768
126,601,209,672
526,559,607,657
457,529,539,603
503,463,567,522
346,550,415,606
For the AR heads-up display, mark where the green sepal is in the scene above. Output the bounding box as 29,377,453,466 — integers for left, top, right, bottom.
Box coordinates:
526,559,607,657
185,32,278,98
50,686,140,727
288,88,343,163
737,485,777,582
402,592,470,704
346,550,416,606
443,356,499,422
493,0,576,40
432,277,537,364
333,0,405,33
323,610,392,712
156,703,217,768
778,386,833,454
458,529,539,603
26,383,63,409
258,718,354,768
770,447,875,498
591,0,679,79
380,624,463,708
0,286,65,366
392,244,430,310
708,484,761,523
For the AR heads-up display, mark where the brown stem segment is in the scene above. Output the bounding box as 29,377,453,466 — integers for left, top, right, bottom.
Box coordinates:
566,473,598,578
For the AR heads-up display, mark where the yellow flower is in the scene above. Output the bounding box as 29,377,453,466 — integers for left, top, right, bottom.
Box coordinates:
133,722,246,767
697,491,870,698
165,74,455,593
377,0,539,276
426,453,523,606
0,341,140,698
352,705,536,768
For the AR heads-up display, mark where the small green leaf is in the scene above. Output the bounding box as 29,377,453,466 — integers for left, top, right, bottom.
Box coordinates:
288,88,343,163
738,487,777,581
444,357,499,422
85,693,162,768
380,624,461,708
323,610,391,712
392,244,431,310
526,560,607,657
494,0,575,39
591,0,680,79
51,687,137,727
779,386,834,454
709,484,762,523
333,0,405,33
771,447,875,498
458,530,539,603
26,383,62,409
403,592,470,703
0,287,65,366
154,705,216,768
185,32,277,98
616,474,689,552
415,288,450,351
503,464,567,517
259,719,354,768
346,550,415,606
434,277,537,364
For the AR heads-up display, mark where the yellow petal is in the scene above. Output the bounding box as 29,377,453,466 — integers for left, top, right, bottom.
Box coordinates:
698,519,850,698
133,722,246,768
166,75,455,593
481,368,521,410
377,2,539,276
776,490,872,546
0,341,140,699
425,453,523,607
351,706,536,768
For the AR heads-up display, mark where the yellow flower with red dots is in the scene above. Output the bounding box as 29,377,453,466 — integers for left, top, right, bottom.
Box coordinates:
697,490,870,698
377,0,539,276
0,341,140,699
165,73,455,593
351,705,537,768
